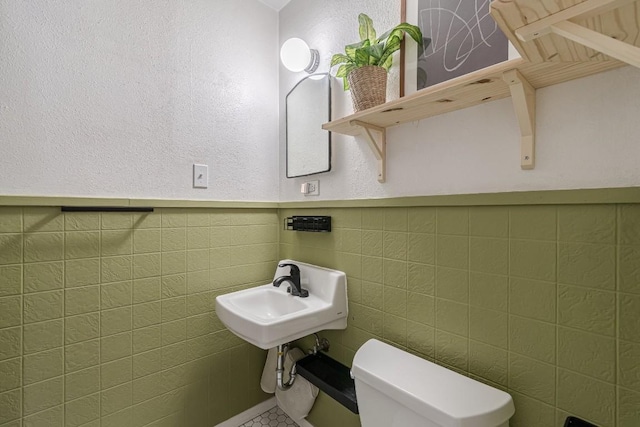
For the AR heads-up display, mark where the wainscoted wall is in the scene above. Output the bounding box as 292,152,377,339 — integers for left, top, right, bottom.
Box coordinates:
280,204,640,427
0,207,278,426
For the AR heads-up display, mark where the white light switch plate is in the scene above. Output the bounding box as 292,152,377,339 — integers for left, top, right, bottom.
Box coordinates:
193,164,208,188
303,180,319,196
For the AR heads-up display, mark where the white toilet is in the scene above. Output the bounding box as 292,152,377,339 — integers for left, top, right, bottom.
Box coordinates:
351,339,515,427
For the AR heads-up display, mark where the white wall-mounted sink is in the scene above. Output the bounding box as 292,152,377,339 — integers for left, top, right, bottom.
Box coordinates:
215,260,348,349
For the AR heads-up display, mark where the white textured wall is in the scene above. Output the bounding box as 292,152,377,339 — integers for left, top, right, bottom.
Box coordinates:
0,0,279,201
278,0,640,201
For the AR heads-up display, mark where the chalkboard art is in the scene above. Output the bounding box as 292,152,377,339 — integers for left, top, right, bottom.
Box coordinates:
403,0,509,92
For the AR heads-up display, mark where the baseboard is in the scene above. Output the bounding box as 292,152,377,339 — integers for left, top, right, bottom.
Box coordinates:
215,397,277,427
295,417,315,427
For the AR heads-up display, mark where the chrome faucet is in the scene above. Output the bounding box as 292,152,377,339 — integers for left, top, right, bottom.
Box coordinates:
273,263,308,297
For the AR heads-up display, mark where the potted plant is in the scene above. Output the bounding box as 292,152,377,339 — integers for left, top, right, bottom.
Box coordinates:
331,13,423,112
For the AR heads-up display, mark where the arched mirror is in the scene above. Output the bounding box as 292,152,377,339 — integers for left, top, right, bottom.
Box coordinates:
286,73,331,178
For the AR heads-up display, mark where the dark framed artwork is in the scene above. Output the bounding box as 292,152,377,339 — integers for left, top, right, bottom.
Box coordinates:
401,0,510,95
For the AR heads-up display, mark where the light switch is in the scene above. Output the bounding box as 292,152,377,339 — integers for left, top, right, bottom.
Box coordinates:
193,164,208,188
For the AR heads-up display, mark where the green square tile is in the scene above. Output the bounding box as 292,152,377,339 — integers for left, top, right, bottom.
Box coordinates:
470,237,508,275
24,262,63,293
510,206,556,240
361,256,382,284
210,226,232,248
210,247,230,269
101,213,132,230
186,270,209,294
133,253,161,279
65,366,100,401
24,290,63,323
161,342,187,370
101,382,132,417
469,207,508,238
133,229,161,254
362,208,384,230
65,231,100,259
65,392,100,425
23,319,63,354
408,207,436,234
0,234,22,265
362,281,383,310
349,304,383,336
332,208,361,230
65,259,100,288
24,232,64,262
347,277,362,304
101,357,132,389
383,287,407,317
558,284,615,336
161,251,186,276
435,330,468,372
132,371,164,404
619,387,640,427
509,315,555,363
101,256,132,284
469,307,507,348
619,245,640,295
0,358,21,392
384,209,408,232
509,277,556,322
0,296,21,329
408,263,435,295
620,205,640,245
187,211,210,227
509,353,555,405
407,233,435,264
557,326,615,382
133,348,161,379
160,275,185,299
509,391,555,427
65,313,100,345
382,313,407,346
101,281,132,309
436,267,468,303
162,297,186,323
406,321,435,358
0,327,21,361
335,253,362,280
187,227,209,250
64,339,99,373
469,340,508,386
382,259,407,289
556,369,615,426
0,266,21,297
101,332,132,363
65,212,100,231
407,292,434,326
437,207,468,236
510,240,556,281
0,388,21,424
436,235,468,269
436,298,468,336
558,205,615,244
558,242,615,290
22,376,63,415
383,232,407,260
24,208,64,232
65,286,100,316
0,207,22,233
619,340,640,392
132,325,161,354
133,301,161,329
162,228,186,251
101,230,132,256
162,319,187,346
620,293,640,344
132,277,161,304
469,272,507,312
161,210,187,228
23,347,63,386
101,307,132,336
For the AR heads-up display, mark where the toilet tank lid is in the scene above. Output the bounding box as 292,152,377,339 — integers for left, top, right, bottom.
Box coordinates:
351,339,515,427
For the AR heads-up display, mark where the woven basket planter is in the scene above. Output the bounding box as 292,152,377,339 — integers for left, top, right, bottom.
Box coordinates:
347,65,387,112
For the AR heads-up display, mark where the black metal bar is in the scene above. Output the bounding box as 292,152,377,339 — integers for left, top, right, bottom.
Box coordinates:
61,206,154,213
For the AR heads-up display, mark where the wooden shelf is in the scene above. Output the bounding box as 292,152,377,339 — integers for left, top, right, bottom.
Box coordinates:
323,0,640,181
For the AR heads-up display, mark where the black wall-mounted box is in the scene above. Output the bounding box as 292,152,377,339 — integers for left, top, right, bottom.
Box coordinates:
285,216,331,232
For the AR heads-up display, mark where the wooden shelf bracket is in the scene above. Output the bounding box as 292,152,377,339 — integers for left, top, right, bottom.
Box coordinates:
351,120,387,183
503,69,536,170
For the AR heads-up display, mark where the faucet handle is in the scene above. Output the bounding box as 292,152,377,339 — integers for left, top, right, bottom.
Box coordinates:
278,263,300,276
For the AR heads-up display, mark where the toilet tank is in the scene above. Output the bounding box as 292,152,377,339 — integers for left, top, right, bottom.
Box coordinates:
351,339,515,427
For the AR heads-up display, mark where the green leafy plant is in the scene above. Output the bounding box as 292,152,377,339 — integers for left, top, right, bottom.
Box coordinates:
331,13,423,90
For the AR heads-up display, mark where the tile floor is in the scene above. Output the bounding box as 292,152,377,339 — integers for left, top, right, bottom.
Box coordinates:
239,406,299,427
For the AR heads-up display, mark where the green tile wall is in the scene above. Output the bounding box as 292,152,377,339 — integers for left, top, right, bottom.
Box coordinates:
280,204,640,427
0,207,277,427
